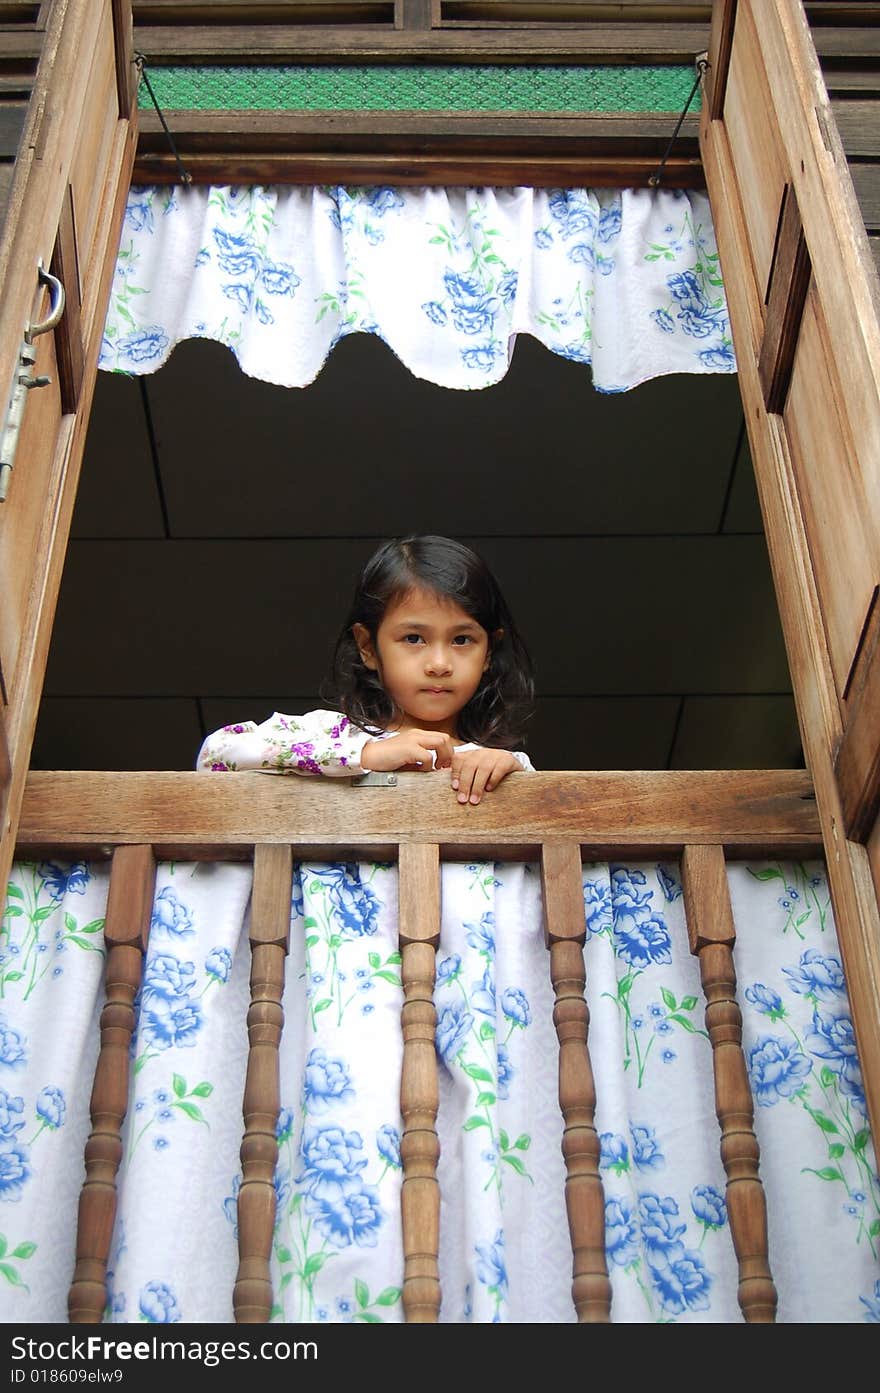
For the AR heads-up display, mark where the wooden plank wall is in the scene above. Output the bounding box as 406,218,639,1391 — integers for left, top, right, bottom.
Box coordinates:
814,6,880,281
125,3,880,193
0,4,48,233
4,8,879,239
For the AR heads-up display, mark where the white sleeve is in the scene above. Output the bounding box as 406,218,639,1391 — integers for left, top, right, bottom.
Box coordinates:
196,709,374,777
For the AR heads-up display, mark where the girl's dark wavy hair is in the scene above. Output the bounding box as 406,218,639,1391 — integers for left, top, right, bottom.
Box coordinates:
321,535,535,750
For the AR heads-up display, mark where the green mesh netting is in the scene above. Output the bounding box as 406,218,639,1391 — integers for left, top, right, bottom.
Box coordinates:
138,64,701,113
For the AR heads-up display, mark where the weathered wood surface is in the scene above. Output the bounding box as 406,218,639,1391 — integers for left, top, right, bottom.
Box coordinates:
112,0,137,118
830,101,880,160
681,845,777,1323
398,842,441,1323
0,705,9,831
133,104,703,184
235,843,292,1323
68,843,154,1324
868,802,880,920
133,148,703,186
16,768,822,860
542,840,610,1323
50,181,84,414
758,182,811,414
836,589,880,839
0,100,25,156
703,0,734,120
851,165,880,231
784,287,878,697
0,159,14,216
135,112,702,150
134,108,701,171
130,22,712,62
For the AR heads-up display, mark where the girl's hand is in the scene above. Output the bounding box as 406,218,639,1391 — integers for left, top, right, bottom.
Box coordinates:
361,730,456,772
451,749,520,805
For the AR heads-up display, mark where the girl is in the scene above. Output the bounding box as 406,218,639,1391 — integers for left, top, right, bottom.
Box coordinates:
197,534,536,804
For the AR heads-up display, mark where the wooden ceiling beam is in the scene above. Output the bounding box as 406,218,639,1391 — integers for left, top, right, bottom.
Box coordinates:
133,107,703,184
133,148,703,184
131,24,711,62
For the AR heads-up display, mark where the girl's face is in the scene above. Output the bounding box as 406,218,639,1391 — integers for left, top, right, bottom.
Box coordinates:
353,587,497,736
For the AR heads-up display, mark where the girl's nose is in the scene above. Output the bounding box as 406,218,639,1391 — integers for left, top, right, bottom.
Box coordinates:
425,647,452,674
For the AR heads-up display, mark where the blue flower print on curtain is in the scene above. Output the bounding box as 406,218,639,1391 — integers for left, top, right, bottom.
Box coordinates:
644,201,735,370
106,861,254,1323
138,1280,182,1323
862,1280,880,1321
529,189,622,366
327,185,405,242
100,185,735,392
584,861,742,1322
435,900,537,1204
0,863,109,1320
434,862,572,1324
728,861,880,1322
419,199,516,377
271,861,404,1324
587,865,706,1089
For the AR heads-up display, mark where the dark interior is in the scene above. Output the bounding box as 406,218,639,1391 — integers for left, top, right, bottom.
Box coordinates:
31,330,803,773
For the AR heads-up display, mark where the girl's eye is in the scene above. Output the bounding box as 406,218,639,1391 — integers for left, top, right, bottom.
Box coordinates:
452,635,475,645
402,634,424,645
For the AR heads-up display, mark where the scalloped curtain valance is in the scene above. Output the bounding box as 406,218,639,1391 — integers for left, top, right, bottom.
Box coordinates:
99,185,736,393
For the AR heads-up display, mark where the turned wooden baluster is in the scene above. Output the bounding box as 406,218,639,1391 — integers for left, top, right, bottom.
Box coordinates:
541,841,611,1322
681,844,778,1323
68,843,155,1323
235,843,293,1323
398,841,441,1322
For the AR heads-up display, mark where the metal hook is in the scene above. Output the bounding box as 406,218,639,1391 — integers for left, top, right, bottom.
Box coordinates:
1,260,64,501
26,261,65,343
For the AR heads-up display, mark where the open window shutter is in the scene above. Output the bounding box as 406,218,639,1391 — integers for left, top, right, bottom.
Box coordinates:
0,0,137,889
700,0,880,1140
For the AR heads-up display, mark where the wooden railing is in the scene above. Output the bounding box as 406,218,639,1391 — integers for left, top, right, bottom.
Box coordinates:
16,766,830,1324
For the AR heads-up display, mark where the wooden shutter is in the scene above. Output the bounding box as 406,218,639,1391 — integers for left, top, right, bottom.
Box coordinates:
0,0,137,890
700,0,880,1140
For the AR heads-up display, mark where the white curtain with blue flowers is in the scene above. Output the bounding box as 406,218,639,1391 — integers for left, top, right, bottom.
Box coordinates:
98,186,736,392
1,856,878,1324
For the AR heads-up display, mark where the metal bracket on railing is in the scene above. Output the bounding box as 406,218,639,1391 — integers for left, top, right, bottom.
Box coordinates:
0,261,65,502
352,772,398,787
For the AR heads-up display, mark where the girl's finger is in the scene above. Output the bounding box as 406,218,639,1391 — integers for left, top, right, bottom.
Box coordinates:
482,757,507,793
467,763,492,805
436,736,455,768
417,734,451,766
456,759,478,804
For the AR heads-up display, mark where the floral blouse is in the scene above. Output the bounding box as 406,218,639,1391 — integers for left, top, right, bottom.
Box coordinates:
196,708,536,777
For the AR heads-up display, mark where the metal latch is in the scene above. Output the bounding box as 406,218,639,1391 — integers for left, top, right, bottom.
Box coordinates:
0,261,65,502
352,772,398,787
